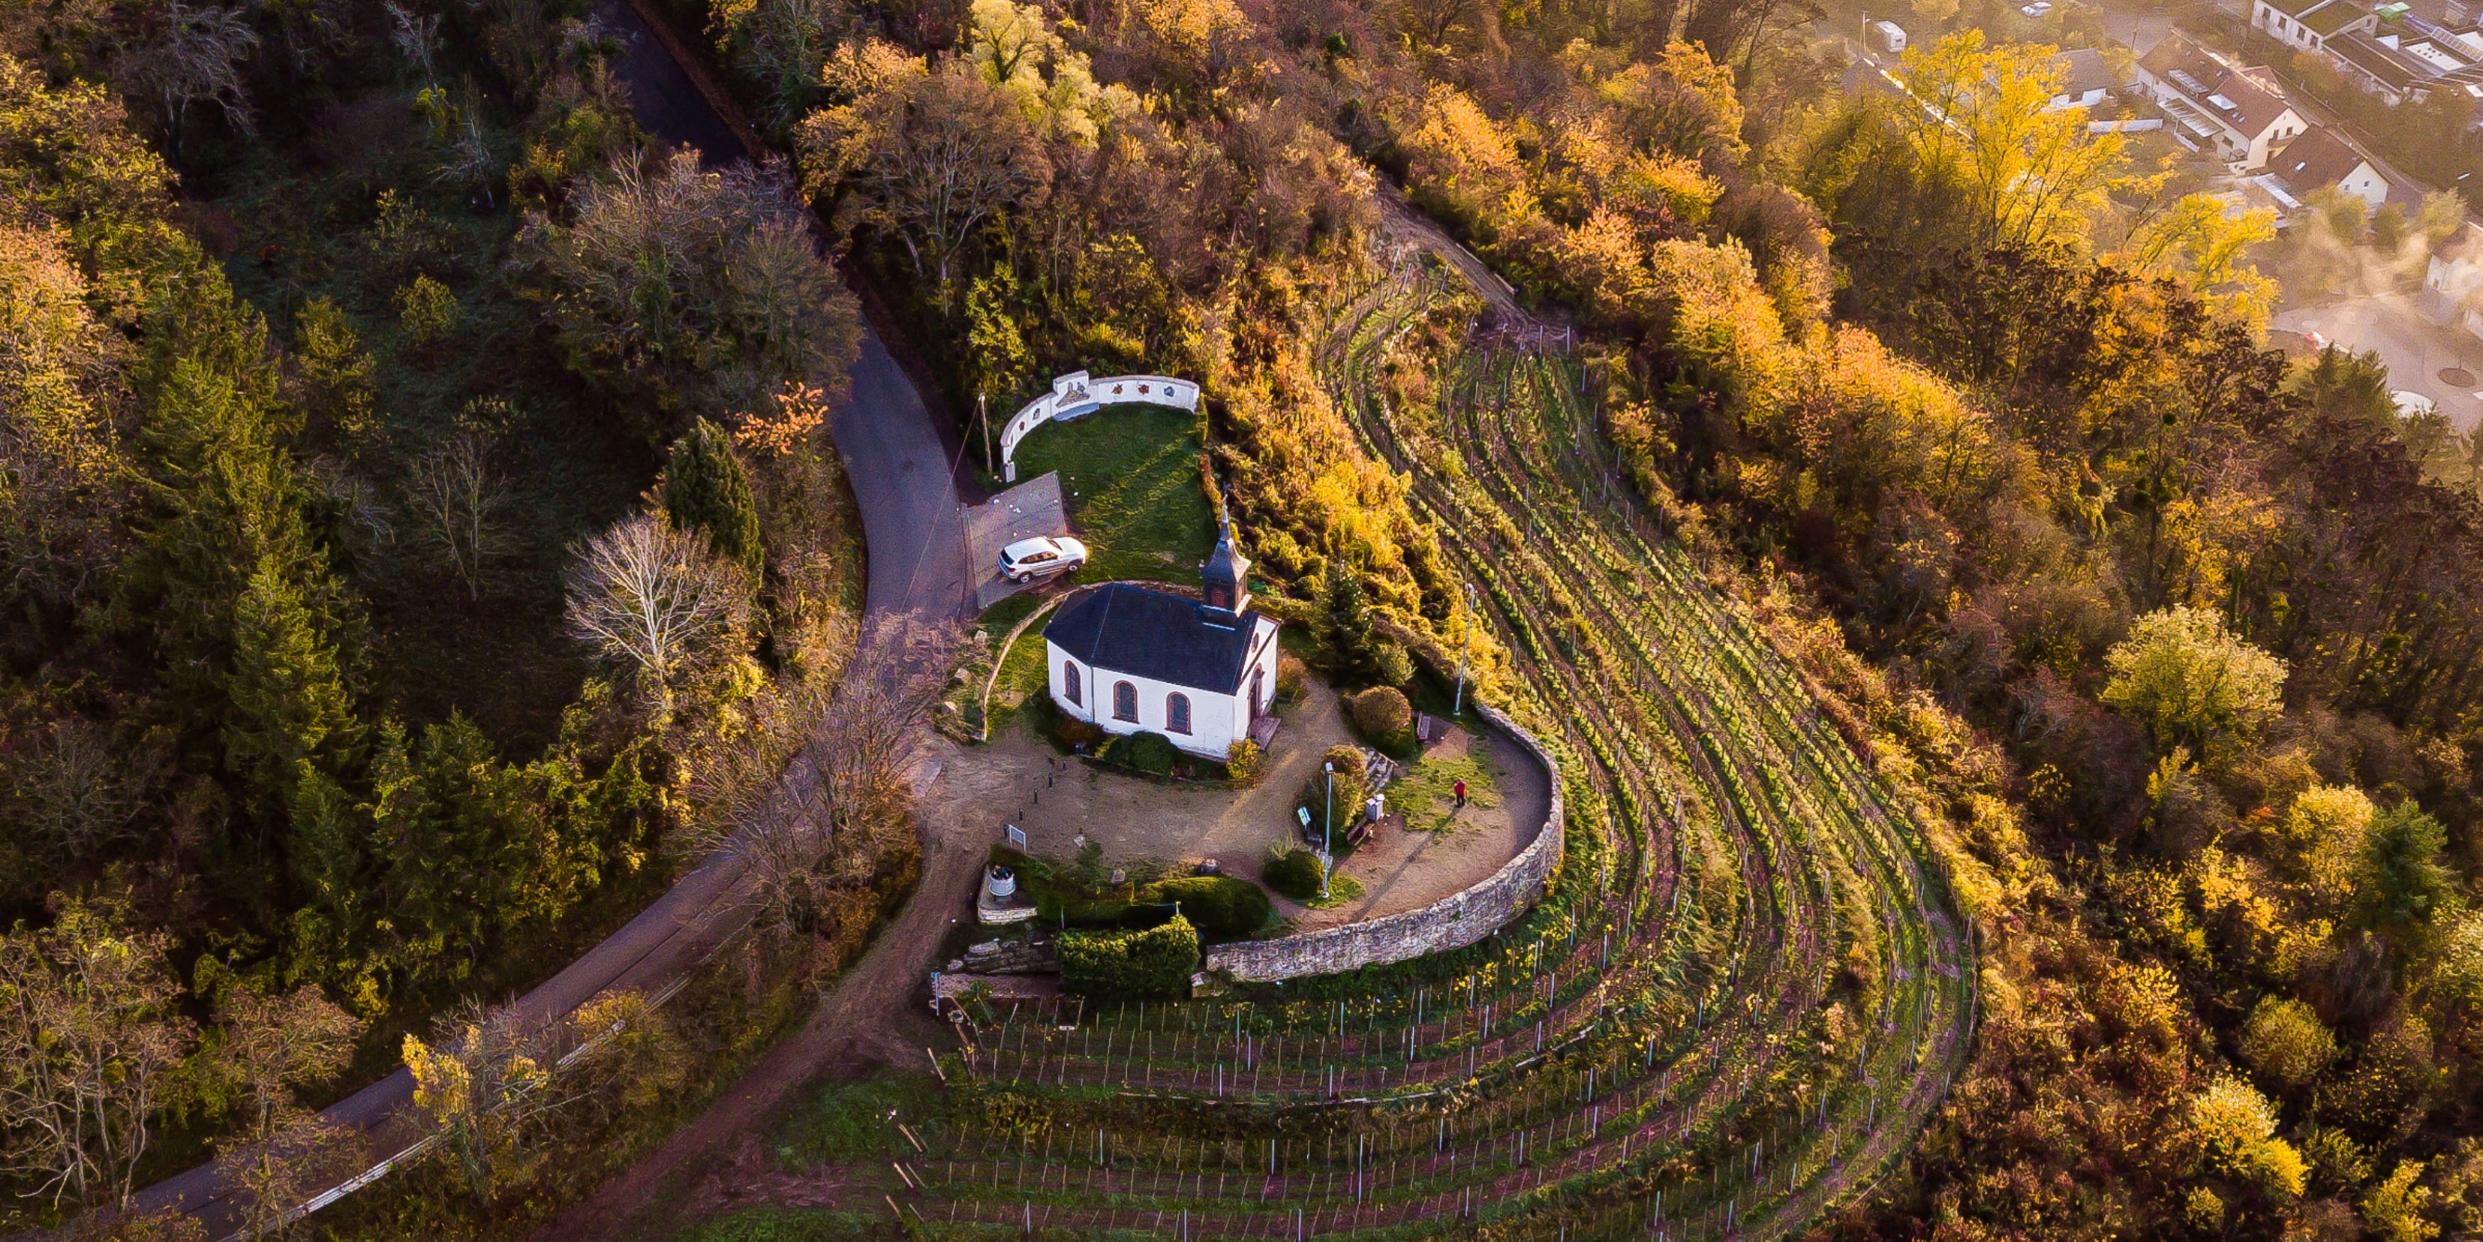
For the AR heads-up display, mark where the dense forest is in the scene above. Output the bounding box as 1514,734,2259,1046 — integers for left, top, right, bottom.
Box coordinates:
0,0,891,1231
6,0,2483,1236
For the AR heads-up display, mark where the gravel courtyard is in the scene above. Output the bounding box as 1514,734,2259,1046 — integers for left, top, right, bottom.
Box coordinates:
916,686,1552,931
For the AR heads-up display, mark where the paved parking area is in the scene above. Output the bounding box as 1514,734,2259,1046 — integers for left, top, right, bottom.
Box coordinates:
2277,293,2483,432
965,471,1067,612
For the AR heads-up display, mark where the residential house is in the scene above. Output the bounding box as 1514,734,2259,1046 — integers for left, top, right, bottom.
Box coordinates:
2137,33,2310,171
2257,0,2483,104
2048,47,2121,110
2264,125,2396,209
2327,29,2432,102
2254,0,2379,52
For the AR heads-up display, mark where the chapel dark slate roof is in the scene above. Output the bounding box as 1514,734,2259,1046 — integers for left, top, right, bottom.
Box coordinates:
1201,528,1249,608
1045,583,1265,694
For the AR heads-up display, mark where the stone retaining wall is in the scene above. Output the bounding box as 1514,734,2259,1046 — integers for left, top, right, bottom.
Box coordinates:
1204,702,1562,983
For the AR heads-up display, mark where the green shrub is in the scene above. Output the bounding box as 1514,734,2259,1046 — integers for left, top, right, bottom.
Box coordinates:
1141,876,1272,938
1304,744,1368,838
1263,848,1325,901
394,273,459,346
1374,641,1414,688
1107,730,1181,775
1351,685,1412,739
664,418,764,574
1226,738,1262,782
1058,915,1198,999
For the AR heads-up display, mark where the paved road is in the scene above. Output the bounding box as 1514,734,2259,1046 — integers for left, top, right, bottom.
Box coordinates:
103,1,971,1235
2276,293,2483,431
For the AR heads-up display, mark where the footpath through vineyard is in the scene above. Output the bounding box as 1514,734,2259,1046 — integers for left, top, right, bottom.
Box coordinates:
815,262,1976,1239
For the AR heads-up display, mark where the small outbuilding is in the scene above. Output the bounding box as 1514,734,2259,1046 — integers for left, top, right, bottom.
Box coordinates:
1044,527,1281,760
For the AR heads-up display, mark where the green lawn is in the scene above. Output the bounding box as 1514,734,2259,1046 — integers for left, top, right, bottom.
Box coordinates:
771,1073,952,1168
1396,748,1501,833
986,618,1055,736
1010,404,1217,586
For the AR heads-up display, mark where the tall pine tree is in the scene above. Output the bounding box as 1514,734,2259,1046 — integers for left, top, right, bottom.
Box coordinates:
1316,558,1380,684
662,418,763,577
224,556,361,827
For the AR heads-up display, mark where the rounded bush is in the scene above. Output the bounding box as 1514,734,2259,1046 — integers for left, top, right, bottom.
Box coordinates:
1109,730,1181,775
1262,848,1325,902
1142,876,1272,938
1311,744,1369,830
1351,686,1412,739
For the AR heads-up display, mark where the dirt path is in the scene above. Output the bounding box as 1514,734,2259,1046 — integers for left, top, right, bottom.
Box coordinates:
538,751,983,1240
1372,184,1566,341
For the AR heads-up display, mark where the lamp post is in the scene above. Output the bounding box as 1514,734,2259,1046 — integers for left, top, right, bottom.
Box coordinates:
1453,581,1478,717
1322,761,1335,899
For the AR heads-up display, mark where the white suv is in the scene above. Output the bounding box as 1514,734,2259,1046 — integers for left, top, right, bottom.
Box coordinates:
998,535,1089,584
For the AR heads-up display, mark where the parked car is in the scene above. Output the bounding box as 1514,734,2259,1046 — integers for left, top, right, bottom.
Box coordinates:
999,535,1089,583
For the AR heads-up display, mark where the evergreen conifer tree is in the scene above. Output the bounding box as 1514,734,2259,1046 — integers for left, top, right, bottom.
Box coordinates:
662,418,764,577
1317,558,1379,684
224,557,361,835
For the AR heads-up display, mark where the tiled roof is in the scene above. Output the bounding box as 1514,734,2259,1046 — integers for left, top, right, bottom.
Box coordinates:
2208,69,2298,138
2140,31,2227,83
2054,47,2119,98
2271,126,2377,194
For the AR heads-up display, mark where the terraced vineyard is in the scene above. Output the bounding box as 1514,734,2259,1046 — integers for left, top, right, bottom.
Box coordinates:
781,268,1976,1239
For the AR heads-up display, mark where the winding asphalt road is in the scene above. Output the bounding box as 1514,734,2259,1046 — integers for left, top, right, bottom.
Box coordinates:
104,3,971,1236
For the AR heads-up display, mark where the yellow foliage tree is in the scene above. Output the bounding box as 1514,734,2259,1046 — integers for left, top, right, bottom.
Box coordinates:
2191,1074,2308,1198
2362,1160,2440,1242
1894,31,2129,251
2284,784,2377,910
2239,996,2338,1090
1404,84,1536,234
2110,192,2280,330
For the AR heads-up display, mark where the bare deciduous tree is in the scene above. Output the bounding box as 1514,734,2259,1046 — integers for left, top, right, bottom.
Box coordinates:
116,0,262,140
0,903,196,1210
561,511,753,715
403,429,507,601
515,149,860,418
210,981,362,1237
684,614,964,936
1,715,164,872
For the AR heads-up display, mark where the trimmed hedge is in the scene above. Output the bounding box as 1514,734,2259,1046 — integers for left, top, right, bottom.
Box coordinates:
1059,916,1199,999
1263,848,1324,901
1141,876,1272,938
1351,685,1412,739
1106,730,1181,774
